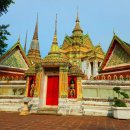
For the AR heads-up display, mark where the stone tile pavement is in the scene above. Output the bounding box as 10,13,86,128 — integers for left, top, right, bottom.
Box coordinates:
0,112,130,130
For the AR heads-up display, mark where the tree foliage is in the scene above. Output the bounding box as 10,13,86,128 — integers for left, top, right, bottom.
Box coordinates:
0,0,14,16
0,25,10,55
0,0,14,56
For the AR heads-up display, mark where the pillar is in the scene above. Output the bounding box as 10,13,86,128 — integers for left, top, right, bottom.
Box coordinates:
81,60,86,74
87,61,91,79
93,60,98,77
39,69,47,107
25,77,29,97
35,71,42,97
77,77,82,99
59,66,68,98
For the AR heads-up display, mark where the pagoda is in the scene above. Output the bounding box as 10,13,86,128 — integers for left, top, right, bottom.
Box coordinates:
27,15,41,64
25,15,84,111
61,12,104,79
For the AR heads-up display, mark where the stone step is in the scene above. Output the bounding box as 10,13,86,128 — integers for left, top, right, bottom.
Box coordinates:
37,108,58,115
0,99,23,112
83,109,113,116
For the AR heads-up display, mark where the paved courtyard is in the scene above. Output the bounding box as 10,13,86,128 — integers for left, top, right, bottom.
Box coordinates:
0,112,130,130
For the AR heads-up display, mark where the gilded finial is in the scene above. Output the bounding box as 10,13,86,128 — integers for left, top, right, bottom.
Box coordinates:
52,14,58,44
113,28,116,35
55,13,57,35
18,35,20,42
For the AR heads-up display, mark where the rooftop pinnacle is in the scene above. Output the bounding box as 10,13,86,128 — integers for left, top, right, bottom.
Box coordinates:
52,14,58,44
50,14,59,53
72,11,83,34
33,14,38,40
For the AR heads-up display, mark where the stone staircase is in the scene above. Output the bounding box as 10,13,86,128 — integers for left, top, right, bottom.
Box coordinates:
0,97,24,112
58,98,113,116
37,107,58,115
82,101,113,116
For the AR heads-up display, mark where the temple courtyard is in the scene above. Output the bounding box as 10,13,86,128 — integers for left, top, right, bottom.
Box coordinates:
0,112,130,130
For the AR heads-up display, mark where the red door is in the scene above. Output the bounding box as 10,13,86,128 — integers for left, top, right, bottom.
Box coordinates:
46,76,59,105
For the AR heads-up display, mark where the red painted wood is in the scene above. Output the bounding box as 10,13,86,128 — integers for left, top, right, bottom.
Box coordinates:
46,76,59,105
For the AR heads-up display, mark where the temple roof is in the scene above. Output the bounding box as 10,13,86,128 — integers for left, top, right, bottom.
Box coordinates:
0,40,30,70
81,44,105,61
68,65,84,77
100,34,130,73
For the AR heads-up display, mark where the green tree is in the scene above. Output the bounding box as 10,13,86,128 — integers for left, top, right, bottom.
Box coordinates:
0,0,14,56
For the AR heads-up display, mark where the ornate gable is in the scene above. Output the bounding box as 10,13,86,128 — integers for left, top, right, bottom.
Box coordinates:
106,43,130,67
100,35,130,73
0,42,29,70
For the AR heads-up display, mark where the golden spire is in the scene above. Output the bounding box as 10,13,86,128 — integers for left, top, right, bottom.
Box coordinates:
33,14,38,40
24,30,28,54
52,14,58,44
49,14,59,53
72,10,83,34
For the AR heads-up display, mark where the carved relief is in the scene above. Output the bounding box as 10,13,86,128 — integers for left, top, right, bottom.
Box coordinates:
1,49,28,69
108,75,111,80
113,75,118,80
106,44,130,67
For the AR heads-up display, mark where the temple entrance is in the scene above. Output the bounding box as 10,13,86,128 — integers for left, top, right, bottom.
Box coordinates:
46,76,59,105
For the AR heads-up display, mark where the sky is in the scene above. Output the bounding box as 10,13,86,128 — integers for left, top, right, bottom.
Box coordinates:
1,0,130,57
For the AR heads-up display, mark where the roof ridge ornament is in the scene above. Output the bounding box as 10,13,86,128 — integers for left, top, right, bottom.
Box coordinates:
17,35,20,43
113,28,116,36
54,13,57,35
52,14,58,44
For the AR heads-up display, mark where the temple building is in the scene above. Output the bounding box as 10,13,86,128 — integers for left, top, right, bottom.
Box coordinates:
0,14,130,116
95,34,130,80
60,13,105,79
25,15,84,109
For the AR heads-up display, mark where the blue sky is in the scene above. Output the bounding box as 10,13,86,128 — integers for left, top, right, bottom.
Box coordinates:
1,0,130,57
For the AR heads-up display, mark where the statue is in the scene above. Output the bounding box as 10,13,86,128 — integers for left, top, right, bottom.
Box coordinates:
30,80,35,97
69,78,76,98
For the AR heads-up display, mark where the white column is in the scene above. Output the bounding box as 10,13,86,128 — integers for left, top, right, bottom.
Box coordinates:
87,61,91,79
39,71,48,108
93,61,98,77
81,60,86,74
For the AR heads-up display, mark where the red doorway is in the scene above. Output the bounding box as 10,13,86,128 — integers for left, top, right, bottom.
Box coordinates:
46,76,59,105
